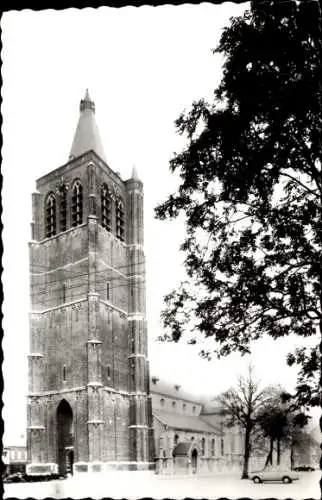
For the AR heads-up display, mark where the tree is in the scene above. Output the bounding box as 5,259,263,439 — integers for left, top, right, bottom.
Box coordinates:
155,0,322,409
257,390,308,466
217,366,271,479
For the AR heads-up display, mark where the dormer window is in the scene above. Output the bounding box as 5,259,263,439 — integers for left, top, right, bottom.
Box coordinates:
174,384,181,391
152,376,159,385
45,193,56,238
116,200,125,242
101,184,111,231
71,180,83,227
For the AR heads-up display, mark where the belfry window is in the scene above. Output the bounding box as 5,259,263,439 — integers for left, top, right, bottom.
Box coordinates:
45,193,56,238
71,180,83,227
101,184,112,231
59,185,67,232
116,200,125,242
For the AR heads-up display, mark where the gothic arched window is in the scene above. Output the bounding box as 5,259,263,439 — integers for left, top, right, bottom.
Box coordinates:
116,200,125,242
59,185,68,232
71,180,83,227
211,438,215,456
45,193,56,238
201,437,205,455
101,183,112,231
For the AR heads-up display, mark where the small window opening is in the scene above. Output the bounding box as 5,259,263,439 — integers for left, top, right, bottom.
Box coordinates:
63,365,66,382
106,283,110,301
62,283,66,303
107,365,111,378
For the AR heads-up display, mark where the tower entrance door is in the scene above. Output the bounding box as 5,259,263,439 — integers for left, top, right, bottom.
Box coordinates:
57,399,74,476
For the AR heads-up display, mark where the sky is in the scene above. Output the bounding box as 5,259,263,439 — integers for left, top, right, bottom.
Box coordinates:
2,4,319,446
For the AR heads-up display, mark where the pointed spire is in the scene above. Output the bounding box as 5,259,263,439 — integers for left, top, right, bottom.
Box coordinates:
69,90,106,162
131,164,140,180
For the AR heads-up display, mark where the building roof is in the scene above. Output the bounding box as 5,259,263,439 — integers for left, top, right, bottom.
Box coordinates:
153,409,222,434
69,89,107,163
150,377,204,404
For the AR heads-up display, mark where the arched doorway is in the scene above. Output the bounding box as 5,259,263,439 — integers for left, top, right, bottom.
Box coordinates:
57,399,74,476
191,448,198,474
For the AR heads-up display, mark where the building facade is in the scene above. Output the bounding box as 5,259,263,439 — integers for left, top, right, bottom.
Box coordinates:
27,91,154,476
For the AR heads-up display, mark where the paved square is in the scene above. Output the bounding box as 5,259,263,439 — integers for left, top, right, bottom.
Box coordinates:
4,471,320,499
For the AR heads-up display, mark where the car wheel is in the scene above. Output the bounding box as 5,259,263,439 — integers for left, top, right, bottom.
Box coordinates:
282,476,292,484
253,476,261,484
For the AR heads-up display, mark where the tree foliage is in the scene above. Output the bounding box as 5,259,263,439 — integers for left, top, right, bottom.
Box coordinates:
155,0,322,407
257,389,309,466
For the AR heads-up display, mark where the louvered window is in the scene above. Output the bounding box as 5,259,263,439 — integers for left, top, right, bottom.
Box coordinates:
101,184,111,231
71,181,83,227
45,194,56,238
59,186,67,232
116,200,125,241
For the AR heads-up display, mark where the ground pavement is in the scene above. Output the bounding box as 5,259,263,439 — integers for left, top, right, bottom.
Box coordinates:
4,470,321,499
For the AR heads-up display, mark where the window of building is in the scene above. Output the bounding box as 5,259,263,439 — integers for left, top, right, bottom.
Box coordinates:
182,403,186,412
101,184,111,231
221,438,224,456
59,186,67,232
116,200,125,241
107,365,111,379
45,193,56,238
192,406,196,414
211,438,215,456
106,283,110,301
63,365,66,382
174,434,179,445
201,437,205,455
71,180,83,227
160,398,165,407
172,401,176,410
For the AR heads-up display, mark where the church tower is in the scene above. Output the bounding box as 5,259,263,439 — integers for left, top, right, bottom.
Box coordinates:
27,91,155,475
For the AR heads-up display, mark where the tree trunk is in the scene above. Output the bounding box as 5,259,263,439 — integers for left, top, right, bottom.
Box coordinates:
277,438,281,465
265,438,274,467
241,427,251,479
290,440,294,470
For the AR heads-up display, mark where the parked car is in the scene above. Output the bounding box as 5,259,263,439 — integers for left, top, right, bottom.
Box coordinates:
249,466,300,484
294,465,315,472
3,472,27,483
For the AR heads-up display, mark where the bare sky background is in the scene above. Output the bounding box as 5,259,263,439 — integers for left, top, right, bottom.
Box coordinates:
2,3,318,446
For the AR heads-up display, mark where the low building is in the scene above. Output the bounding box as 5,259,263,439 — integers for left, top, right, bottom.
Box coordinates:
150,377,244,475
2,446,28,475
